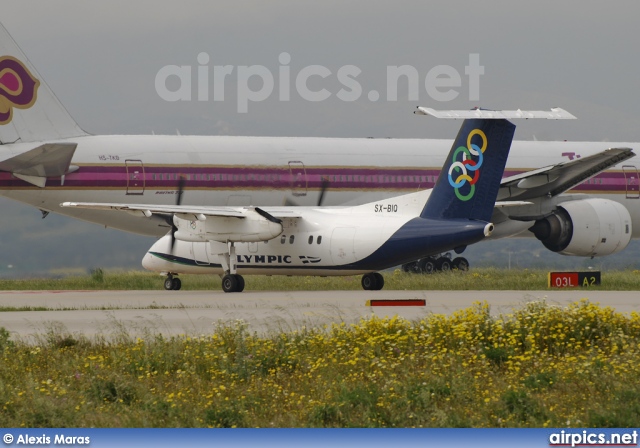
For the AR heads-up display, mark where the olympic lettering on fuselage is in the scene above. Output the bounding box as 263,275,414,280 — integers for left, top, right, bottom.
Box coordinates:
237,254,292,264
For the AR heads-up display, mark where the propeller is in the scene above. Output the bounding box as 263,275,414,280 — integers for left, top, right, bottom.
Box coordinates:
168,175,185,253
254,207,282,224
285,177,330,207
317,177,330,206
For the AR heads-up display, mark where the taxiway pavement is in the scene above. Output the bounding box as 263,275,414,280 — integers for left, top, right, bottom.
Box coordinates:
0,289,636,340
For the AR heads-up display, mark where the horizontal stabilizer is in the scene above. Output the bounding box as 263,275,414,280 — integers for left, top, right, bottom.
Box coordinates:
0,142,77,177
416,107,576,120
13,173,46,188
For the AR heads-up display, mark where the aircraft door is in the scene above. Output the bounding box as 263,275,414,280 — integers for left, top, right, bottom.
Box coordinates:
125,159,145,195
330,227,357,265
623,165,639,199
192,242,211,266
288,161,307,197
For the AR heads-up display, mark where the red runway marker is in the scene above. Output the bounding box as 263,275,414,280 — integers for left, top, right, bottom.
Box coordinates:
366,299,426,307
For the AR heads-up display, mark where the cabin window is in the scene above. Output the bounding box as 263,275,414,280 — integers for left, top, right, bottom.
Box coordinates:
317,236,322,244
308,236,313,244
281,235,286,244
289,235,295,244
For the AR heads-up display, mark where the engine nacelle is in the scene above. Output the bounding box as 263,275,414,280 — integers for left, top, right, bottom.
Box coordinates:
173,213,282,243
529,198,632,257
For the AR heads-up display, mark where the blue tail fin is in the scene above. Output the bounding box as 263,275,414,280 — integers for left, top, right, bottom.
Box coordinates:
421,118,515,222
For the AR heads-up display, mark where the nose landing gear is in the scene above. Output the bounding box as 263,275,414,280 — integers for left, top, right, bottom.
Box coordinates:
163,274,182,291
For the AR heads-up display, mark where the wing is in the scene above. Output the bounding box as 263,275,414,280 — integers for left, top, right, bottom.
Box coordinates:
60,202,302,243
60,202,303,220
496,147,634,201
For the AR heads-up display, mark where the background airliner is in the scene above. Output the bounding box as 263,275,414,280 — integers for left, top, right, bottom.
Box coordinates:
0,21,638,273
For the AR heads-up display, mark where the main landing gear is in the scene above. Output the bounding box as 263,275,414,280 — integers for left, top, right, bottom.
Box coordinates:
401,253,470,274
221,274,245,293
361,272,384,291
220,242,245,293
163,274,182,290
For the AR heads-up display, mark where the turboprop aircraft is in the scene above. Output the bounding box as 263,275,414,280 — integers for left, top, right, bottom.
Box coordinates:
62,109,613,292
0,20,638,272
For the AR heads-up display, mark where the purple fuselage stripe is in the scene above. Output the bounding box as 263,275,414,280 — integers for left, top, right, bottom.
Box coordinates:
0,166,632,193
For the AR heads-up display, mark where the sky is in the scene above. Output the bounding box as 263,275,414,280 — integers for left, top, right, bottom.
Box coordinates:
1,0,640,274
1,0,639,142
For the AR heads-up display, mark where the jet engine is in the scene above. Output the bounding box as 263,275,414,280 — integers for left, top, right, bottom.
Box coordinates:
529,198,632,257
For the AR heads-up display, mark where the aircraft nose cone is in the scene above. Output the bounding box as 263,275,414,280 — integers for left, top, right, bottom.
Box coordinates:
142,252,157,271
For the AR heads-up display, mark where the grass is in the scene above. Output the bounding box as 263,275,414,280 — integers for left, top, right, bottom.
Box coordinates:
2,268,640,291
0,299,639,427
1,268,638,426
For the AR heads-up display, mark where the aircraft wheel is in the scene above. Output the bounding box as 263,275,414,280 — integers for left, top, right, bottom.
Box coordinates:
222,274,239,293
172,278,182,290
362,273,384,291
452,257,470,271
234,274,245,292
361,273,377,290
373,273,384,290
436,257,451,272
164,277,175,290
403,261,422,274
420,257,437,274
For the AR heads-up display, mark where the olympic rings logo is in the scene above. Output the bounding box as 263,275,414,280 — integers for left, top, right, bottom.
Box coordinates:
447,128,487,201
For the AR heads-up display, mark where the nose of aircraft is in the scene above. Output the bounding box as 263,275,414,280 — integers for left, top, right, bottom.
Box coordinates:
141,235,173,271
141,252,157,271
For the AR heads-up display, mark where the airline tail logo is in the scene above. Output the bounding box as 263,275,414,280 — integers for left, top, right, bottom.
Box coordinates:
0,56,40,125
448,128,487,201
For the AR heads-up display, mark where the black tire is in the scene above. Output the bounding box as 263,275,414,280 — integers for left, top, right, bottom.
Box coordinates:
164,278,174,290
452,257,470,271
373,273,384,290
234,274,245,292
403,261,422,274
361,273,377,290
420,257,437,274
222,274,239,293
436,257,451,272
172,278,182,290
